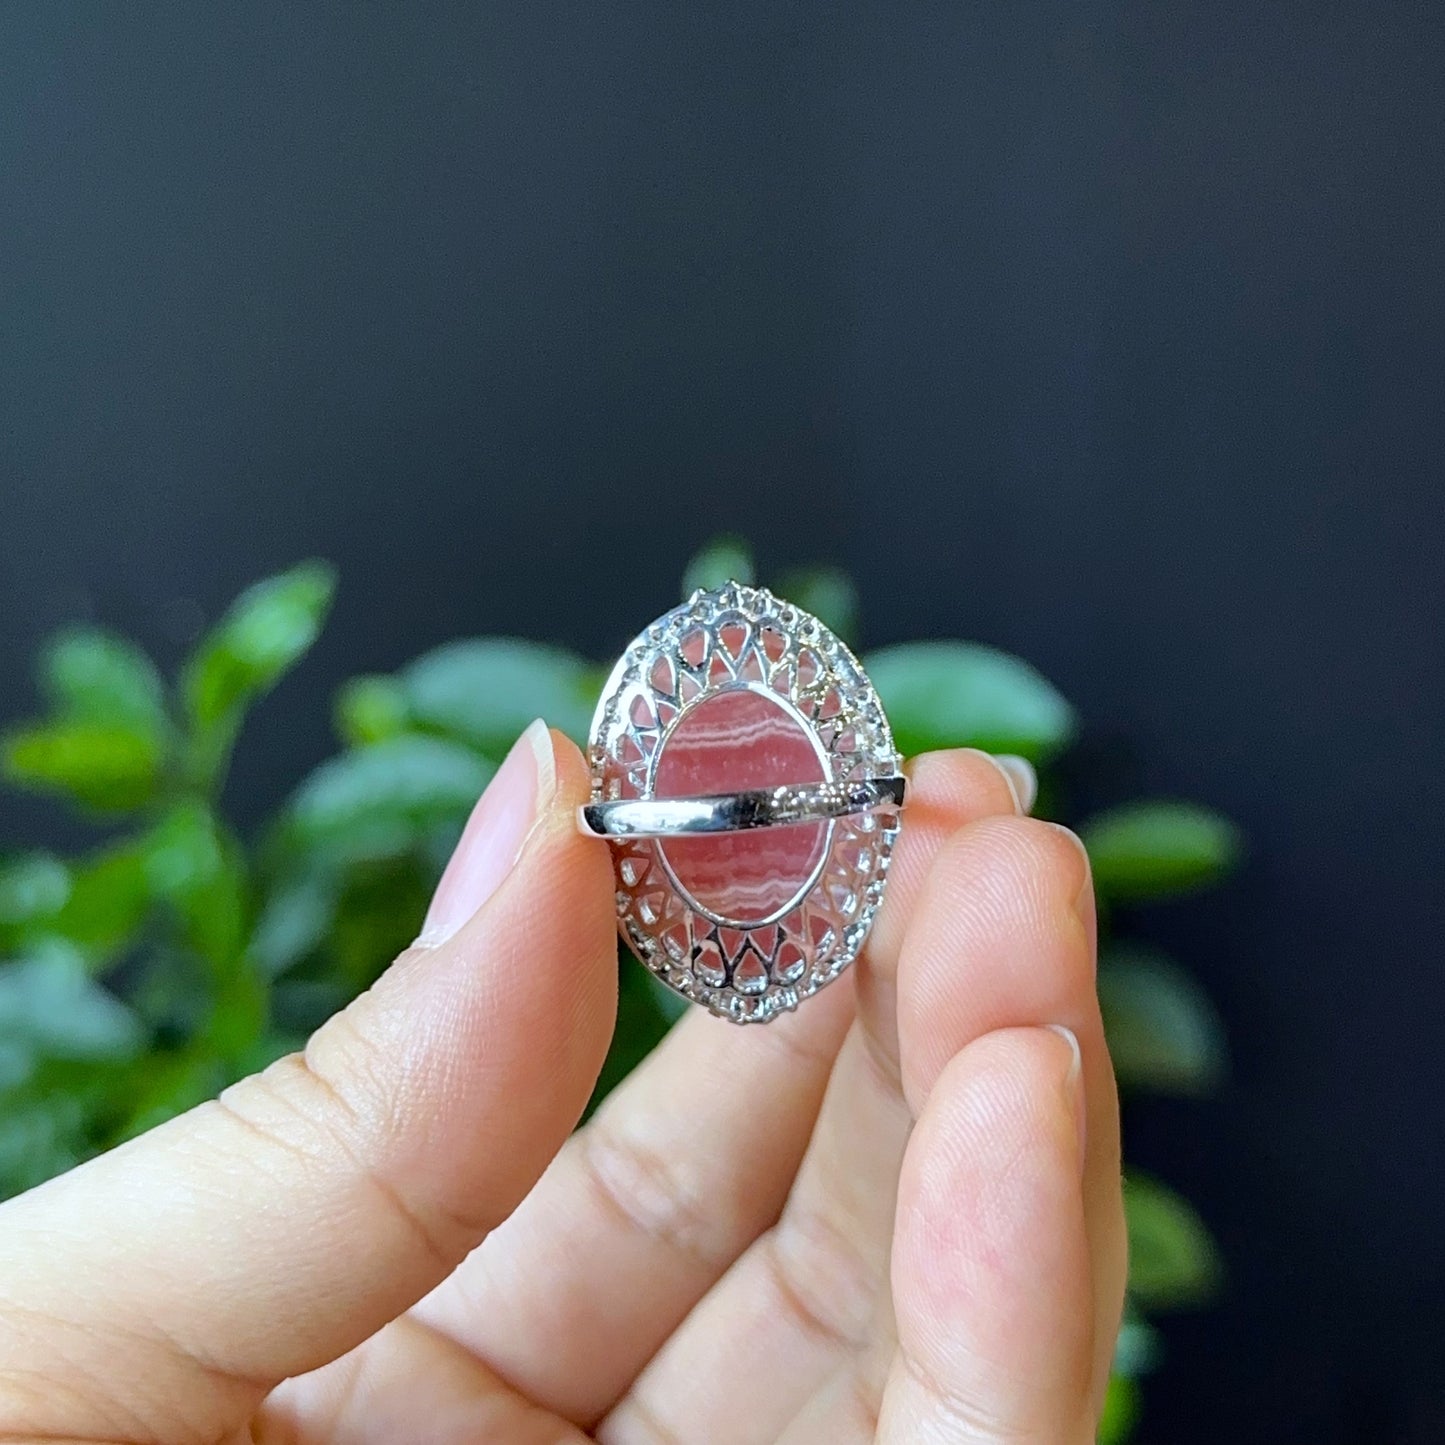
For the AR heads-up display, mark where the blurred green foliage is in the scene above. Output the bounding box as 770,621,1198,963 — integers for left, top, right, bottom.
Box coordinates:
0,542,1239,1440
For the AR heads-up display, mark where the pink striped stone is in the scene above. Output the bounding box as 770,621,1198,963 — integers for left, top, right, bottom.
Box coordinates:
654,687,828,924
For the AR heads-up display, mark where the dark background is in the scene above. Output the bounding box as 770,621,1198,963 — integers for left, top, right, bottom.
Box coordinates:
2,4,1443,1440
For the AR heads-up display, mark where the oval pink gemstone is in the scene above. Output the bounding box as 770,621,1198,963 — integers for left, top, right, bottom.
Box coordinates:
653,687,829,925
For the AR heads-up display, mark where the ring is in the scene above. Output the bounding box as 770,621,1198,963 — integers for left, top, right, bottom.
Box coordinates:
582,580,905,1024
579,775,907,839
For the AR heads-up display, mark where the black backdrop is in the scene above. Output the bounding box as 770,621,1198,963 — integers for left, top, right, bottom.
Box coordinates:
2,5,1443,1441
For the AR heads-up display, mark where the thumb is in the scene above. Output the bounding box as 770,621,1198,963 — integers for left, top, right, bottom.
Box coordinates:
0,722,617,1441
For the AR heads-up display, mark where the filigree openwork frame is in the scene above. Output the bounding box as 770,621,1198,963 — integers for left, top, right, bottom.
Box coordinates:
587,582,902,1024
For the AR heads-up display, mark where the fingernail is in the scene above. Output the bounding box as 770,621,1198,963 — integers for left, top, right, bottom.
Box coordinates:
1044,821,1094,919
418,719,555,945
1046,1023,1086,1167
993,754,1037,814
1044,1023,1087,1173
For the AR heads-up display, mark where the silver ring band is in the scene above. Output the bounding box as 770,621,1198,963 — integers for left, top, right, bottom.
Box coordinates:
579,775,907,839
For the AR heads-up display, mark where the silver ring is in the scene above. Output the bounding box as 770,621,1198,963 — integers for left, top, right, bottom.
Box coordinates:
583,580,905,1025
579,775,907,838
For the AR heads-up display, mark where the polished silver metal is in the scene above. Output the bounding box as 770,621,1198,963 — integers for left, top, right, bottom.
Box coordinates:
585,580,904,1025
578,775,907,839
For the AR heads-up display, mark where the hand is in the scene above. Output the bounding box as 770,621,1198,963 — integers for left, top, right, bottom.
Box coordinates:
0,723,1125,1444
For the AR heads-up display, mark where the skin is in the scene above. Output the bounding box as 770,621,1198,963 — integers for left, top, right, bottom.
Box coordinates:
0,734,1125,1444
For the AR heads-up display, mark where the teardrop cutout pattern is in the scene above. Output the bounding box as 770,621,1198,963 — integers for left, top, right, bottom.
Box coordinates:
588,581,901,1024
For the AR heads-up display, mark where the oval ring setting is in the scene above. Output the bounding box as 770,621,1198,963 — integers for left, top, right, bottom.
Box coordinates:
581,581,905,1024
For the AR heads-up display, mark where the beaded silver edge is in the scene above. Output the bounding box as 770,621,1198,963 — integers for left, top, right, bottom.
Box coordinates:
586,582,902,1024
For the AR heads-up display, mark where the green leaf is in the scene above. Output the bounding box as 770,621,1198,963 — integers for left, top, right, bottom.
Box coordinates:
271,977,351,1035
128,947,212,1041
1112,1305,1162,1378
0,1040,28,1091
114,1049,228,1141
205,962,268,1063
47,844,151,963
283,735,493,867
645,970,690,1025
182,561,335,780
862,642,1076,762
399,639,597,752
1099,946,1228,1095
41,626,168,736
143,803,249,970
327,858,434,990
248,874,336,977
2,721,163,811
1096,1374,1141,1444
773,564,860,644
586,951,675,1117
0,1052,146,1197
681,534,755,596
1123,1171,1222,1310
0,854,71,930
234,1029,305,1080
335,674,409,747
0,1086,90,1197
1081,800,1243,901
0,944,142,1064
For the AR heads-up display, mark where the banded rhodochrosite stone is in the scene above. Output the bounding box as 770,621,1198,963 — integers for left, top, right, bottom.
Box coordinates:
587,581,901,1024
653,687,830,925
